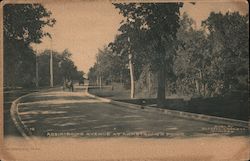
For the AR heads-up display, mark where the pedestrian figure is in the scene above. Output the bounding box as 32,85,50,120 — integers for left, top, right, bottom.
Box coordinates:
63,79,74,92
68,80,74,92
79,78,84,86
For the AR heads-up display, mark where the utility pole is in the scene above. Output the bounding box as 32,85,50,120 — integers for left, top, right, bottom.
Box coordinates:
35,52,39,88
50,36,54,87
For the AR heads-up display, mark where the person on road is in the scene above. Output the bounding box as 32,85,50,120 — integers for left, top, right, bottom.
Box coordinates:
63,79,74,92
68,79,74,92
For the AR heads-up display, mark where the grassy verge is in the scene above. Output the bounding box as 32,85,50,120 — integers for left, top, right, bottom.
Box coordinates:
88,83,130,100
89,84,249,121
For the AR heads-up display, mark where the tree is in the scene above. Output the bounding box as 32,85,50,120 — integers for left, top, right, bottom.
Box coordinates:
202,12,249,93
175,13,212,97
88,45,130,87
109,33,140,98
3,4,55,43
88,65,98,86
113,3,183,106
37,49,83,86
174,12,249,97
3,4,55,88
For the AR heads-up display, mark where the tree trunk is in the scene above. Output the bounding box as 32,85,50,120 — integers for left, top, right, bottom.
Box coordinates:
199,69,206,97
99,75,102,89
128,53,135,99
157,60,166,107
195,79,200,95
148,72,151,96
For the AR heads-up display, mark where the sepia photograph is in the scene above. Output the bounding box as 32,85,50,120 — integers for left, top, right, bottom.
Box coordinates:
0,0,249,161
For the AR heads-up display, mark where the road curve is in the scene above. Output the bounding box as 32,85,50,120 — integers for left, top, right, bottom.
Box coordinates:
13,85,248,138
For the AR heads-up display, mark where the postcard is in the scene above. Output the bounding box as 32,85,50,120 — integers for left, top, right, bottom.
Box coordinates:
0,0,249,161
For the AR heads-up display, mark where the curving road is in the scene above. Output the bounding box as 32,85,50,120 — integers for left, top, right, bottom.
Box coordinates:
14,85,248,138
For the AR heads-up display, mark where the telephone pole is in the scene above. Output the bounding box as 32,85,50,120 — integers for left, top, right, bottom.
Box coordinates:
50,36,54,87
35,52,39,88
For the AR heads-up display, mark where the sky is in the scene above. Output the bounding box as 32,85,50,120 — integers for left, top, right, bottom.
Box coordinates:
31,0,248,74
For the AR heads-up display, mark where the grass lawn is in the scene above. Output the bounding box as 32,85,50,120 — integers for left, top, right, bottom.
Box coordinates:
88,83,130,100
89,84,249,121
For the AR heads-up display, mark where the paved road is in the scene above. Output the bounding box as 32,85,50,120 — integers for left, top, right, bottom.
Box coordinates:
3,87,61,137
15,85,248,138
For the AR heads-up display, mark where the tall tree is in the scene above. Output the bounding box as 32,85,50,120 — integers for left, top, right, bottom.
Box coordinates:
174,12,249,97
202,12,249,93
3,4,55,87
37,49,83,86
175,13,212,96
113,3,183,106
109,34,137,98
88,45,130,87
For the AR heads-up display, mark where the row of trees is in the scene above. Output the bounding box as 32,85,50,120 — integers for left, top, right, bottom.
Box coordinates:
37,49,84,87
88,47,130,86
88,3,249,106
4,4,83,88
174,12,249,97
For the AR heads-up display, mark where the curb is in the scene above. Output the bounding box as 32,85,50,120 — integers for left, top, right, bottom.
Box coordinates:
10,92,37,139
87,87,249,128
10,87,61,139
